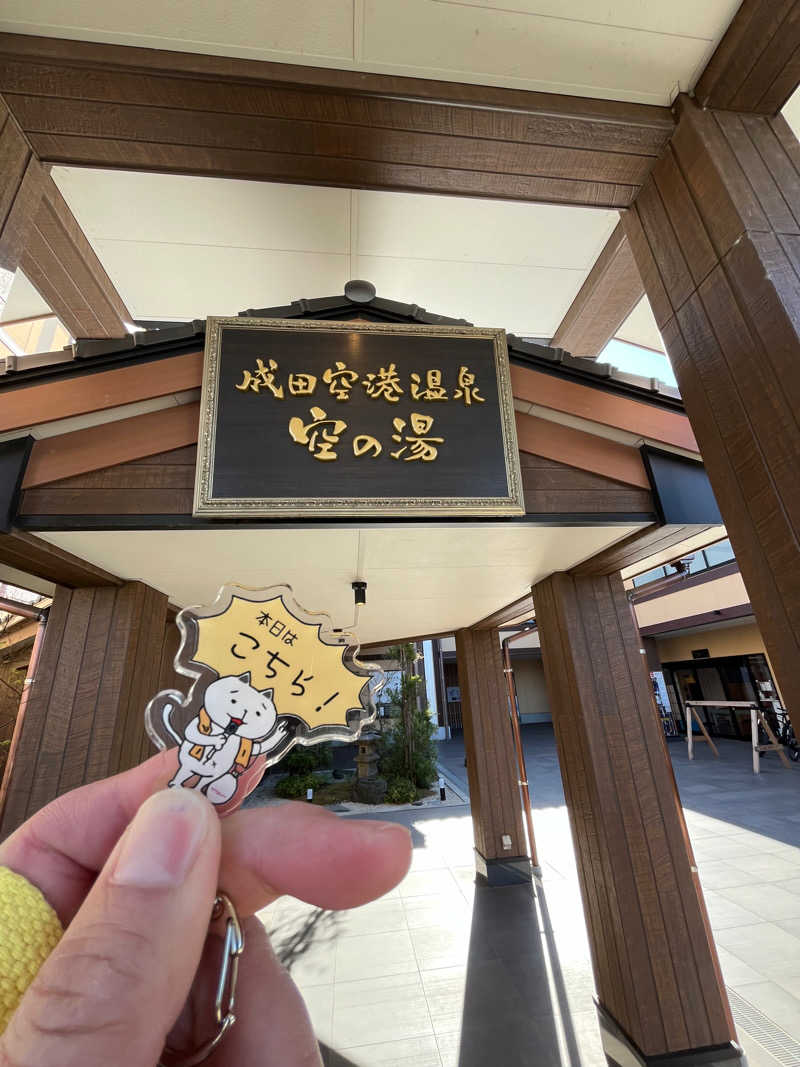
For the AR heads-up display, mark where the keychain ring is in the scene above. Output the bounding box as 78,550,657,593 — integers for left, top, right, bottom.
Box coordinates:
159,893,244,1067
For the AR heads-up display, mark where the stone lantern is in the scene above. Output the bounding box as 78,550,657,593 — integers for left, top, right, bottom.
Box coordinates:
354,730,387,803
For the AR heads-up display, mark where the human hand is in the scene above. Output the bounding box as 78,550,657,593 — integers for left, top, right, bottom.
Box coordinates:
0,750,412,1067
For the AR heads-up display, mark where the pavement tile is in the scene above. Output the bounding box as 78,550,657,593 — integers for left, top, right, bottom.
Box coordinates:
302,984,335,1045
333,990,433,1048
698,860,769,890
714,923,800,979
703,888,764,930
733,981,800,1036
401,892,471,931
326,1035,442,1066
732,854,800,882
334,972,424,1007
336,899,409,937
717,882,800,921
715,945,767,986
334,930,418,983
311,731,800,1067
398,868,461,899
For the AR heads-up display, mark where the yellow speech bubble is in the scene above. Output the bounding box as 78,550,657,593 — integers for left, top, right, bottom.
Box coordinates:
190,592,369,729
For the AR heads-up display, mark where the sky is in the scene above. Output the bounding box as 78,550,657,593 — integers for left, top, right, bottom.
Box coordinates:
599,338,678,389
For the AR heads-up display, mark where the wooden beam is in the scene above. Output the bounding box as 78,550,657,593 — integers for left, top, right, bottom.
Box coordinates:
514,410,650,489
0,529,121,587
359,630,453,653
0,98,44,314
0,34,674,210
0,96,131,336
4,347,691,454
0,349,203,432
570,523,717,577
510,364,698,452
518,452,653,516
18,441,654,519
23,402,200,488
694,0,800,114
21,172,132,338
471,592,534,631
550,223,644,358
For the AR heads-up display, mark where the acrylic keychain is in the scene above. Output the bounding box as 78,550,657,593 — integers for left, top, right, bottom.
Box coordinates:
145,583,383,1065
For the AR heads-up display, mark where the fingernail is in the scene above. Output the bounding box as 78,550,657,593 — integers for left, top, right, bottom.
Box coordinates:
112,788,212,888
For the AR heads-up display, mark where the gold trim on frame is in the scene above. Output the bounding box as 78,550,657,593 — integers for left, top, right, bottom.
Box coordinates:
193,317,525,518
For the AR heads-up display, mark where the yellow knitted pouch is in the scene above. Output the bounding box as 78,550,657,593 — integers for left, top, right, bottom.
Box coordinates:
0,866,62,1033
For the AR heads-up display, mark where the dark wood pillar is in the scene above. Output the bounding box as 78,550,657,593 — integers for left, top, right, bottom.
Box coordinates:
0,580,168,839
454,627,530,885
624,93,800,734
534,570,737,1063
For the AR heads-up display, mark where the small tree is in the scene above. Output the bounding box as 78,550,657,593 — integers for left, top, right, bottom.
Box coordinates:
378,643,438,789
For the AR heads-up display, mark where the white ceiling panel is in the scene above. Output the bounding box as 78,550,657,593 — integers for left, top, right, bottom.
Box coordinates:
361,0,736,104
0,0,355,65
429,0,737,39
51,167,618,332
358,254,582,335
615,295,664,352
92,240,350,321
39,524,642,644
1,271,51,322
782,86,800,141
2,0,739,106
356,191,617,269
52,169,351,253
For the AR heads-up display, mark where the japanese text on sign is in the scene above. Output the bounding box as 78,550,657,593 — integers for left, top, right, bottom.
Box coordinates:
236,360,485,463
193,594,368,728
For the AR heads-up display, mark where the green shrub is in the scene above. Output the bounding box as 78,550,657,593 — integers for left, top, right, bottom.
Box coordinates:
274,772,326,799
385,776,417,804
376,643,439,789
378,708,438,789
273,741,333,776
283,749,317,775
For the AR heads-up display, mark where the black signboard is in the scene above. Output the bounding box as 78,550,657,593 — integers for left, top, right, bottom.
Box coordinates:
194,318,524,518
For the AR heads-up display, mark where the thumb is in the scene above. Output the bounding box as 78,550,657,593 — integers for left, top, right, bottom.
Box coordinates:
2,788,221,1067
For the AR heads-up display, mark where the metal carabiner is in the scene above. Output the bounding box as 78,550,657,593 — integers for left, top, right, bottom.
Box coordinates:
159,892,245,1067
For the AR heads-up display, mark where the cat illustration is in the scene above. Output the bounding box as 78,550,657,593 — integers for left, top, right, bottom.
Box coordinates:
164,671,288,805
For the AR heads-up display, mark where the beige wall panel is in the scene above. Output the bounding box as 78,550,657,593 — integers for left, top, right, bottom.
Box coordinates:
634,573,748,630
513,657,552,722
656,621,762,664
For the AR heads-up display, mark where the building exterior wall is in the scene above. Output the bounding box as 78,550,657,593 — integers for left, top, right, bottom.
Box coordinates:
513,656,552,724
655,620,784,707
634,572,749,630
656,620,762,664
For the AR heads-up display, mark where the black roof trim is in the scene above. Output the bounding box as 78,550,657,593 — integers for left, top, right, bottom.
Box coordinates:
0,286,682,410
17,511,657,532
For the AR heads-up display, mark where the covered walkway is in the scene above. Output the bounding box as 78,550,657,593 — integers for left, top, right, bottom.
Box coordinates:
263,728,800,1067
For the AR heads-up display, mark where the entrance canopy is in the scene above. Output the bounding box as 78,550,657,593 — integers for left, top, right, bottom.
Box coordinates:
1,285,722,645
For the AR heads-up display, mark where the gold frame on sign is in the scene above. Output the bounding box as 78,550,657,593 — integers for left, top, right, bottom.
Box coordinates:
193,317,525,518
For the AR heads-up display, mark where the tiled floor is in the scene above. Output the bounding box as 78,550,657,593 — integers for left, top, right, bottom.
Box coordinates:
259,727,800,1066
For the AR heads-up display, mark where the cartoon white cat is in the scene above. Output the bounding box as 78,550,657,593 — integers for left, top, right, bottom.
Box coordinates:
163,671,288,805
